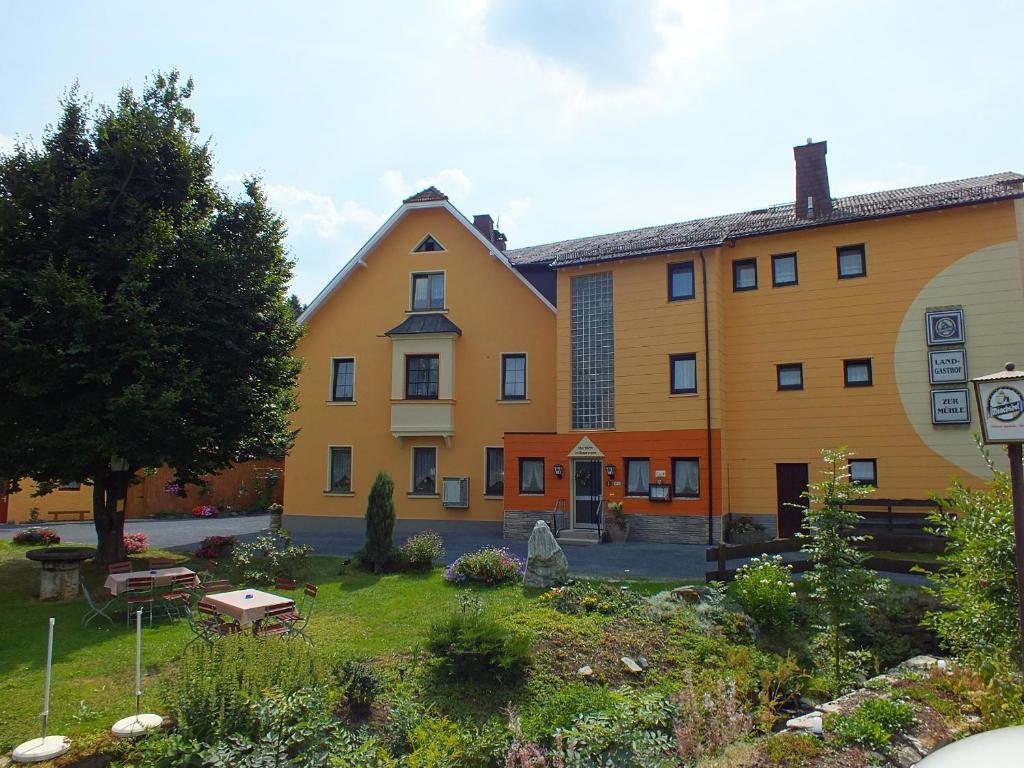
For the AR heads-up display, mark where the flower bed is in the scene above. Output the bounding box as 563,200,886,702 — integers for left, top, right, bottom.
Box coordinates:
444,546,524,584
195,535,238,559
123,532,149,554
192,504,218,518
12,527,60,546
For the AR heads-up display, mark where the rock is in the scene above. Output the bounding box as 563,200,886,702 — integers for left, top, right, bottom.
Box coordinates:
899,654,944,672
578,665,594,679
636,656,649,669
621,656,643,674
670,586,711,604
785,713,823,734
524,521,569,589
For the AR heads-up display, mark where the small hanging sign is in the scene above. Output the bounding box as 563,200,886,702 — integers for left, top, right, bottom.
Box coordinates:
928,349,968,384
925,308,965,345
930,389,971,424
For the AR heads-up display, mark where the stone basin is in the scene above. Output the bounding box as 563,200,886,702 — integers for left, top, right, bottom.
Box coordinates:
25,547,96,601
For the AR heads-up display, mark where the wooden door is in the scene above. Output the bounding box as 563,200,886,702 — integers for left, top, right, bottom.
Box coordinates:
776,463,809,538
0,480,9,524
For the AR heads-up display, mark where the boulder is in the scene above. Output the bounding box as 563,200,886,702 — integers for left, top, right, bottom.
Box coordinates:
621,656,643,674
524,521,569,588
578,665,594,679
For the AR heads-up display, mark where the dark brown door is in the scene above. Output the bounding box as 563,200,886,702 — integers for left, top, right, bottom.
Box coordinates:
0,480,9,524
776,464,809,539
573,460,602,528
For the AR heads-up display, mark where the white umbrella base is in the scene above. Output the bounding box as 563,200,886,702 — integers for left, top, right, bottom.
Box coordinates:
12,735,71,763
111,713,163,738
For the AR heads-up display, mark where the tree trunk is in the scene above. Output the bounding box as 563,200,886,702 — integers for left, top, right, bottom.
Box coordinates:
92,469,127,563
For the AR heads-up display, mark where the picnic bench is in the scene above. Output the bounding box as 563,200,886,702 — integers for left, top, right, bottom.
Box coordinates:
47,509,92,521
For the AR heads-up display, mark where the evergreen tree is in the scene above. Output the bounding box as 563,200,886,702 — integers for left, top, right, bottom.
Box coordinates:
0,72,301,561
364,471,396,573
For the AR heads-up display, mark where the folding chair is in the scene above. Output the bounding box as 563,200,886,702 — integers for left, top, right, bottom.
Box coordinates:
282,584,317,644
125,576,155,627
81,582,116,627
108,561,132,575
274,576,297,592
148,557,175,570
197,599,240,638
161,573,195,620
201,579,233,594
254,603,294,639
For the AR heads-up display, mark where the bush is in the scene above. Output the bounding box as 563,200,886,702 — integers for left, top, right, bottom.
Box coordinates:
332,658,382,718
538,581,642,616
734,554,795,632
229,530,310,585
763,732,822,767
194,535,237,560
123,532,149,554
827,697,914,751
399,530,445,571
363,471,396,573
425,604,531,685
12,527,60,545
444,547,524,584
164,634,322,744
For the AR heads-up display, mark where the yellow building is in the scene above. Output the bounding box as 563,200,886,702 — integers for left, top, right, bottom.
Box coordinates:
285,141,1024,544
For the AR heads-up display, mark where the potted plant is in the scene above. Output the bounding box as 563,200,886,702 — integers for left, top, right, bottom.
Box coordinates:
268,502,284,530
727,515,766,545
606,501,629,543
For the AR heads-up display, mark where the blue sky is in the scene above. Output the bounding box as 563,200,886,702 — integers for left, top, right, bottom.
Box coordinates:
2,0,1022,302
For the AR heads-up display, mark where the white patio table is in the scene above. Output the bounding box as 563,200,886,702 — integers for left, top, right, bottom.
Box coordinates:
103,566,198,596
201,588,294,627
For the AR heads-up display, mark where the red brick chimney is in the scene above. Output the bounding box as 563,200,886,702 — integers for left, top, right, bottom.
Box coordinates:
473,214,494,242
794,139,833,219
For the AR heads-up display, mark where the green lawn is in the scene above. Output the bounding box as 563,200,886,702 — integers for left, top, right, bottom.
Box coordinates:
0,540,680,751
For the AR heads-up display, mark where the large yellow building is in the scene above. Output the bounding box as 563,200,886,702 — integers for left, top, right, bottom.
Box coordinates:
285,141,1024,544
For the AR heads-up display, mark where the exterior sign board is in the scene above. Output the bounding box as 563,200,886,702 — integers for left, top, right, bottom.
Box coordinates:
928,349,968,384
926,309,965,345
930,389,971,424
568,436,604,458
975,377,1024,443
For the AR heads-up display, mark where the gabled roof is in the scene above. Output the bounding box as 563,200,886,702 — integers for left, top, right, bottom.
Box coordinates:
298,192,557,326
506,172,1024,268
385,313,462,336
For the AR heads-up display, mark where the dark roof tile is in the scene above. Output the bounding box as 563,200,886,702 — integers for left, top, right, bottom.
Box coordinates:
385,313,462,336
506,172,1024,268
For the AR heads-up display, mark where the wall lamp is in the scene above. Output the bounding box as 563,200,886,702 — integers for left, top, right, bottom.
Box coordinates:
553,463,564,479
605,464,616,478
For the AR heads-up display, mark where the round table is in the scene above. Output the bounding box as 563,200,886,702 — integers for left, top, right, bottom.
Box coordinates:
25,547,97,601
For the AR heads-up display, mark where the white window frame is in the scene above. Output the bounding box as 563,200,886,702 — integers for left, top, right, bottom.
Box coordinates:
410,445,439,496
329,356,356,403
325,445,354,495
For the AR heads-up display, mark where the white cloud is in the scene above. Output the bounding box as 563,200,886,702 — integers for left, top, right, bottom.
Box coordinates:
379,168,473,203
0,133,17,155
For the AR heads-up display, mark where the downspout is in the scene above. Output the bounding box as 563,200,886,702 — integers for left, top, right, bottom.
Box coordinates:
700,250,715,546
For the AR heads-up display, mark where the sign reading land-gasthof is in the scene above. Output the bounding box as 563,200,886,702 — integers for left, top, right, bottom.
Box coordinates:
975,378,1024,443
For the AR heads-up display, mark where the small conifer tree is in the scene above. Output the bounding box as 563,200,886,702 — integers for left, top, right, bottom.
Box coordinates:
364,471,396,573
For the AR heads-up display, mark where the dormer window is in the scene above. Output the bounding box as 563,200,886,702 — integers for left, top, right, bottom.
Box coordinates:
413,234,445,253
411,272,445,311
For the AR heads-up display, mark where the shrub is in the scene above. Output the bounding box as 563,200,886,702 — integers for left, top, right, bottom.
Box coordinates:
361,471,396,574
670,673,752,762
923,449,1020,667
398,530,445,571
734,554,795,632
194,535,237,560
444,547,524,584
519,683,621,744
332,658,382,718
164,634,322,744
123,532,149,554
763,732,822,767
12,527,60,545
827,697,914,751
229,530,310,585
538,581,642,616
425,604,531,684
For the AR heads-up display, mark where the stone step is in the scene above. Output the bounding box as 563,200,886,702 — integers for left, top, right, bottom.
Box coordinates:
556,528,601,546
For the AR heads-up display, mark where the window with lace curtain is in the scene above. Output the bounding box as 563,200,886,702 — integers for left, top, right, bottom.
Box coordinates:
672,458,700,498
519,458,544,495
625,458,650,497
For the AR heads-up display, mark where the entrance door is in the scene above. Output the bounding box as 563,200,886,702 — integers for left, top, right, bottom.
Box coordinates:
0,480,9,524
776,464,809,538
572,460,602,528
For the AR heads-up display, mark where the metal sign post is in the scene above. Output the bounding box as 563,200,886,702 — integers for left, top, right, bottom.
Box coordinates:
972,363,1024,667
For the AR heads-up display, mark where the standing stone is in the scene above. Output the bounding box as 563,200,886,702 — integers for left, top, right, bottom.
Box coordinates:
524,521,569,588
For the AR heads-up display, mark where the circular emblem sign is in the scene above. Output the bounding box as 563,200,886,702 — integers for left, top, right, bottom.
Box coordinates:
932,316,958,340
987,386,1024,423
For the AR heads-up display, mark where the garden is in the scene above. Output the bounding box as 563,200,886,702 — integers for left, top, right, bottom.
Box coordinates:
1,454,1021,767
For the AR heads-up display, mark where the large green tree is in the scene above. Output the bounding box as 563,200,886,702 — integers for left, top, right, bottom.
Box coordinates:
0,72,301,562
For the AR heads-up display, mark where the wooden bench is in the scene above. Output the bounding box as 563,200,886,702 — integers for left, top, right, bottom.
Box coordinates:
47,510,92,521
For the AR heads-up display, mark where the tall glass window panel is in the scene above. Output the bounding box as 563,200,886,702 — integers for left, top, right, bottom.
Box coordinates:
332,358,354,401
502,354,526,399
772,253,798,286
329,447,352,493
668,262,695,301
412,447,436,494
671,354,697,394
838,246,866,279
485,447,504,495
412,272,445,310
406,355,439,399
570,273,615,429
625,458,650,496
519,458,545,495
673,458,700,497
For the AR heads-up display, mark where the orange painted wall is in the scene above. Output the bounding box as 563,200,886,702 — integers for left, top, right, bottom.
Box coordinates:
285,206,557,521
4,480,93,523
504,429,722,519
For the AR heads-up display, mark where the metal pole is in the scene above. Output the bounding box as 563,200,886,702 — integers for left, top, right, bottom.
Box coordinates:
135,609,142,720
41,617,54,740
1008,443,1024,669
